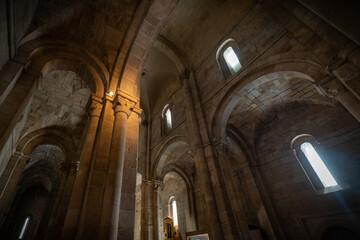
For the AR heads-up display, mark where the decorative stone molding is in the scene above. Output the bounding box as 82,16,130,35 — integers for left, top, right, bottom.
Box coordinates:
179,70,191,82
112,89,139,117
318,78,346,101
188,149,197,158
87,95,103,117
61,161,79,172
153,180,163,192
213,138,229,158
325,56,346,74
13,151,30,163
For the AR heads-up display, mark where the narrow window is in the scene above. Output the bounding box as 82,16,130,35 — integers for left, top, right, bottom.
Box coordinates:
165,108,172,131
172,200,178,226
19,216,30,239
223,46,242,74
300,142,338,187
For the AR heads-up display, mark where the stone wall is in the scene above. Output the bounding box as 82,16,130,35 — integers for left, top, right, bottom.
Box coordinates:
256,104,360,239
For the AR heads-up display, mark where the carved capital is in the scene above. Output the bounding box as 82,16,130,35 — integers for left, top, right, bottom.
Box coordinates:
153,180,163,192
179,70,191,81
319,78,346,101
113,90,138,117
188,149,197,158
61,161,79,172
213,138,229,157
325,56,346,73
88,97,103,117
113,95,136,116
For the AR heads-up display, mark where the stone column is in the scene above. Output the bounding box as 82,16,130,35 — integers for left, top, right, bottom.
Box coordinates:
213,140,251,240
154,180,164,240
142,179,154,240
186,187,197,231
182,73,224,240
0,152,29,220
49,162,79,239
99,90,136,239
61,96,103,239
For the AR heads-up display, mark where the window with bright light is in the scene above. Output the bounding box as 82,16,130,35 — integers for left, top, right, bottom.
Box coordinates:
19,216,30,239
165,108,172,131
162,104,172,136
291,134,344,194
300,142,338,188
223,46,242,74
172,200,178,226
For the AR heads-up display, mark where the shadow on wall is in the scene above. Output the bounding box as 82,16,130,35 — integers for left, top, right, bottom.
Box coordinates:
322,226,360,240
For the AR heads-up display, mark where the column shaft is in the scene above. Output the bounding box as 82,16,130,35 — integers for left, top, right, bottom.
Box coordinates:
61,98,102,239
153,181,163,240
182,75,223,240
0,153,28,220
214,143,251,240
99,92,136,239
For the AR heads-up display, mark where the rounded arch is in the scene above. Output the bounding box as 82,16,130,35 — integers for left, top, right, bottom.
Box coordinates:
117,0,179,96
315,222,360,240
18,166,60,194
216,38,235,61
211,58,329,140
16,39,109,97
322,226,360,240
154,36,188,74
161,103,172,118
16,127,76,163
152,135,190,179
162,163,194,191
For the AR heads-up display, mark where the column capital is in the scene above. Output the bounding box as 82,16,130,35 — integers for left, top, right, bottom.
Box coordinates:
113,89,139,117
318,77,346,101
213,138,229,157
87,96,103,117
153,180,163,192
179,70,191,81
61,161,79,172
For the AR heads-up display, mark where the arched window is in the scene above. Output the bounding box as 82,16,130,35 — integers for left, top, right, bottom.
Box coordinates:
19,216,31,239
216,39,242,78
161,104,172,135
171,200,178,226
291,134,343,194
300,142,338,188
165,108,172,130
223,46,242,74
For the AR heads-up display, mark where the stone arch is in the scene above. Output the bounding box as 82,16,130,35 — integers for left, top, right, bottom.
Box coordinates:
153,36,188,74
16,127,76,164
152,135,190,179
18,165,60,194
117,0,179,97
161,169,198,235
2,158,62,240
211,58,329,140
315,222,360,240
226,125,255,163
162,163,193,191
17,39,109,97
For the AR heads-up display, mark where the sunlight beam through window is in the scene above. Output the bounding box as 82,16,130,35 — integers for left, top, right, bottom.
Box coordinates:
300,142,338,187
165,108,172,130
172,200,178,226
223,46,242,73
19,216,30,239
